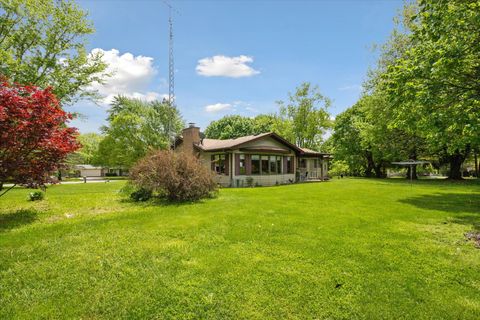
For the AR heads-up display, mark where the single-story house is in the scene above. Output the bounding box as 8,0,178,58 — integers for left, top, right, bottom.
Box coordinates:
74,164,107,177
174,123,332,187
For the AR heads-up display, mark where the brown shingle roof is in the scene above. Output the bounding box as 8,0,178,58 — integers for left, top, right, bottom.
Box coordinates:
196,133,272,151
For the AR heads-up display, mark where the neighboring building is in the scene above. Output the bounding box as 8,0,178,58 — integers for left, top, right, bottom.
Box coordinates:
74,164,107,177
174,123,332,187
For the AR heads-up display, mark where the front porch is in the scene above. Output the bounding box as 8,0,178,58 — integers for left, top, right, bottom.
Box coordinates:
297,157,328,181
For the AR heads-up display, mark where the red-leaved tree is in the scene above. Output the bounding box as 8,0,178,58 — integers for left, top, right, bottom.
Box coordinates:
0,80,80,196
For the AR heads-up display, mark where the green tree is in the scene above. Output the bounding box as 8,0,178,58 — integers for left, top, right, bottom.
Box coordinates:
252,114,276,134
204,115,255,139
0,0,106,104
379,0,480,179
67,133,103,165
332,103,375,177
96,97,183,167
277,82,331,149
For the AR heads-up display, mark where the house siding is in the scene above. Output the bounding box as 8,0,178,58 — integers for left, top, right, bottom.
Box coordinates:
178,129,330,187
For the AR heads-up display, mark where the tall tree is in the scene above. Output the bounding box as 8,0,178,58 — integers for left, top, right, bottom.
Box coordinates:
380,0,480,179
0,0,106,104
332,103,376,177
277,82,331,149
204,115,255,139
67,132,103,165
95,96,183,167
0,81,79,195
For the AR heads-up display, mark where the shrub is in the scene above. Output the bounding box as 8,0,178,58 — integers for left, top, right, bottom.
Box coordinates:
28,191,44,201
129,150,218,202
130,188,152,202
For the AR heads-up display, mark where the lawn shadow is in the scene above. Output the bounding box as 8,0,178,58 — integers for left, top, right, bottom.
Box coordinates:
118,195,214,208
378,177,480,187
399,193,480,232
0,209,38,232
398,193,480,214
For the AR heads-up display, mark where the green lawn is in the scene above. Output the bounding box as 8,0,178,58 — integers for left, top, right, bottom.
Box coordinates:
1,179,479,319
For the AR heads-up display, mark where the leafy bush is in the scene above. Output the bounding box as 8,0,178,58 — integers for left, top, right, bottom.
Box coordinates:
129,188,152,202
28,191,44,201
130,150,218,202
329,160,350,177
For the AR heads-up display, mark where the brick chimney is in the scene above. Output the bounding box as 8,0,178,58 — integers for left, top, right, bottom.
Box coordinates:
180,123,200,154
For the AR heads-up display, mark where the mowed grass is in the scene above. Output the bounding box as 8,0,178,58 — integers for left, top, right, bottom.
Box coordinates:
0,179,479,319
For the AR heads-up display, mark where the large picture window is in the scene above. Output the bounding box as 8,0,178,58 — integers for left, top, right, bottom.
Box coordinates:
247,154,285,175
251,155,260,174
212,154,226,174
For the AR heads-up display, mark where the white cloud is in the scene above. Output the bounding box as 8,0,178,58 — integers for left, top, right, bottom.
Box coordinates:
204,103,233,113
196,55,260,78
88,48,166,105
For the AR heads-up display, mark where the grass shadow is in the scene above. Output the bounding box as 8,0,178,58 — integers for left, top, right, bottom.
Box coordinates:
377,178,480,187
118,195,215,208
0,209,38,232
398,193,480,214
400,192,480,234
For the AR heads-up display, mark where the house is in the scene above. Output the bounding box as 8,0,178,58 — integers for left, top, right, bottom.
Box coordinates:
74,164,107,178
174,123,332,187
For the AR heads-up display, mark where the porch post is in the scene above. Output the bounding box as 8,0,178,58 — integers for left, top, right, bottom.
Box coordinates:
320,157,324,181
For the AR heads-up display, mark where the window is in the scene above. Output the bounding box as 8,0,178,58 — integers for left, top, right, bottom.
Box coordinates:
276,156,282,174
212,154,226,174
239,154,246,175
286,156,293,173
269,156,276,174
261,156,269,174
251,155,260,174
300,158,307,169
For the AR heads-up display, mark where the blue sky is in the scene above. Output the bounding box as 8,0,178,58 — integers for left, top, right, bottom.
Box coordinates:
71,0,403,133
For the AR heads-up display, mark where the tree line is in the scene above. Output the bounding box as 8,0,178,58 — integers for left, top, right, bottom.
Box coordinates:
329,0,480,180
1,0,479,195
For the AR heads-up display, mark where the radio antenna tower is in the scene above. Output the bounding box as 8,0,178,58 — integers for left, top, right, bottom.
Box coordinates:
163,1,178,106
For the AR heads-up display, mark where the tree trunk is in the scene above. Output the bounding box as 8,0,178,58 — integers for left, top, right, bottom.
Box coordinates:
0,181,3,191
365,151,374,178
374,164,383,178
448,151,465,180
475,150,479,178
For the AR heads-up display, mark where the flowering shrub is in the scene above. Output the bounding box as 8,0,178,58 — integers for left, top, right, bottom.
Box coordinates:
129,150,217,202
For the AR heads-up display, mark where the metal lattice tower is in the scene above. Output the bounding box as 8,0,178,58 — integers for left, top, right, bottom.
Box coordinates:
168,7,175,106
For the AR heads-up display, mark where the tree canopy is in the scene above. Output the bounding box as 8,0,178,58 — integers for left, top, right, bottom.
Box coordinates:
95,97,183,167
332,0,480,179
0,0,106,104
277,82,331,149
0,81,79,195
